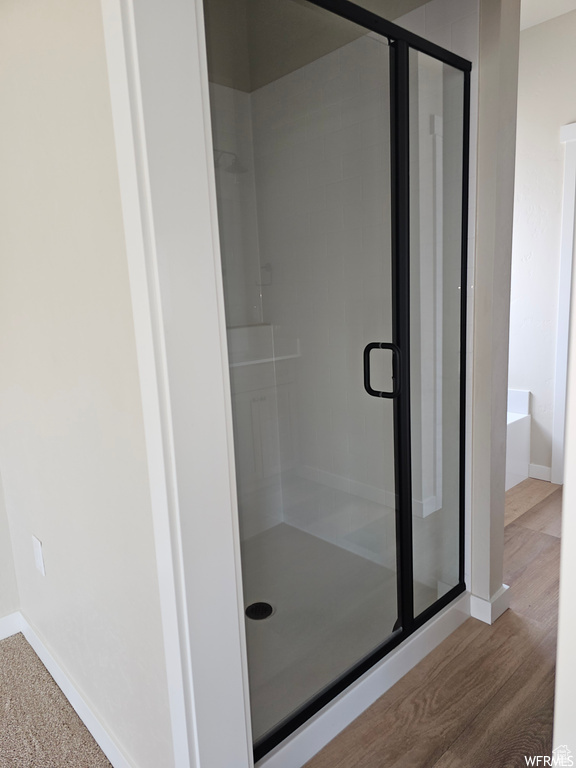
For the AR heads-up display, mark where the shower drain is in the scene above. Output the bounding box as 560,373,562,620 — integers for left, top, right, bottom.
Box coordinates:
245,602,273,620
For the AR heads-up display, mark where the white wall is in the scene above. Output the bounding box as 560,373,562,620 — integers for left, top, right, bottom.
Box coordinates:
538,9,576,752
252,33,397,514
0,474,19,618
554,190,576,744
0,2,174,766
508,9,576,473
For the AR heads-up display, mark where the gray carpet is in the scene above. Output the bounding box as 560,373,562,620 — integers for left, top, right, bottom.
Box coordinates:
0,633,111,768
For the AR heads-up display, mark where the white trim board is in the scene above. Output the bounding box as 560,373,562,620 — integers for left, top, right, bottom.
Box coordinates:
0,612,132,768
470,583,510,624
0,612,24,641
100,2,194,766
101,0,255,766
258,593,470,768
529,463,552,482
508,388,530,415
551,122,576,485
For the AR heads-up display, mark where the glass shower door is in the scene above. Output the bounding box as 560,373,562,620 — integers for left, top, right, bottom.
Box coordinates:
204,0,401,749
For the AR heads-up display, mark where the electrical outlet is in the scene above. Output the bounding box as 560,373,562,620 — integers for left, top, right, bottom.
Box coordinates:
32,535,46,576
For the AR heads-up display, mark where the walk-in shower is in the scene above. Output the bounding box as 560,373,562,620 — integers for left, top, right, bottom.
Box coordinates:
202,0,470,759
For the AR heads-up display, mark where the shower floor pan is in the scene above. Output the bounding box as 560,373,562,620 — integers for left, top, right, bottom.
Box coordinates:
241,522,435,741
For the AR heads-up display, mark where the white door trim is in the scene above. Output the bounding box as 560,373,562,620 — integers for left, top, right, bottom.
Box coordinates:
100,1,252,766
551,122,576,485
99,2,195,765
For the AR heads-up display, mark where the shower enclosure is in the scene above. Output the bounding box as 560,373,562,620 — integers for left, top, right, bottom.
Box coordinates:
202,0,470,759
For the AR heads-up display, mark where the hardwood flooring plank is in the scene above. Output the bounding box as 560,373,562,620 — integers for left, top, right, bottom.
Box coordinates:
504,522,558,587
504,478,560,526
384,614,551,768
514,487,563,538
302,620,488,768
305,612,546,768
504,524,561,629
430,632,556,768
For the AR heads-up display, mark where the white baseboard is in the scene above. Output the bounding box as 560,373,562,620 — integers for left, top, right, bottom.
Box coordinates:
470,584,510,624
0,612,25,640
529,464,552,482
413,495,440,518
258,592,470,768
0,612,132,768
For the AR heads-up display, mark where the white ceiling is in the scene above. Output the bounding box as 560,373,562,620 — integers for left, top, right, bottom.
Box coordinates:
521,0,576,30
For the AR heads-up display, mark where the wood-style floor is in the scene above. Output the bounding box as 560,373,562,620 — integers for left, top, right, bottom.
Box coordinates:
305,478,562,768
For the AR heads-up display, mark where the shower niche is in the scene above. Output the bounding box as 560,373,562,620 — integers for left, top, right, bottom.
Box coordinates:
202,0,470,759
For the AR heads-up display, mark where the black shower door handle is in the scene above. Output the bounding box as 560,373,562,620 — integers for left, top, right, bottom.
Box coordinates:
363,342,401,398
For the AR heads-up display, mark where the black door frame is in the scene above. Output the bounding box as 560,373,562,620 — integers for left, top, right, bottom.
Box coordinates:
253,1,471,761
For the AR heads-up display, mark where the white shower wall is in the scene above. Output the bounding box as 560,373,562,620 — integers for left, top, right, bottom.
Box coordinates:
209,83,286,538
252,34,396,516
209,83,262,328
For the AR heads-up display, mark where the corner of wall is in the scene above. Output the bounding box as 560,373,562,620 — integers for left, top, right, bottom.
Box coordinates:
0,472,20,619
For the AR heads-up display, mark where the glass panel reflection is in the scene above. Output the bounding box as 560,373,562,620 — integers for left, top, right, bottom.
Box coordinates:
409,50,465,615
